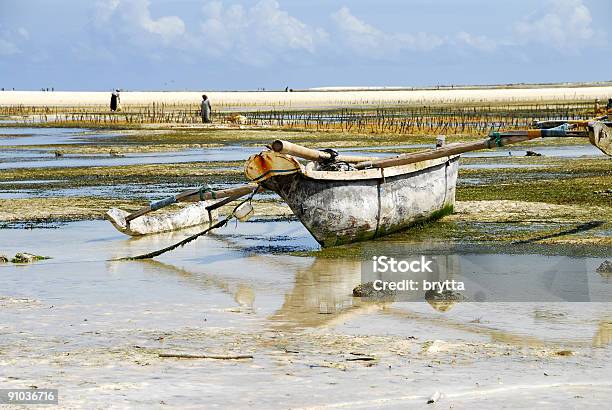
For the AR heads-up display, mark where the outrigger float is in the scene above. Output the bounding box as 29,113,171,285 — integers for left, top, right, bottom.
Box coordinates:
106,113,611,253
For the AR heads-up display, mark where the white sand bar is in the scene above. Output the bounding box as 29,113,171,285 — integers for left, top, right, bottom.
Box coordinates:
2,86,612,108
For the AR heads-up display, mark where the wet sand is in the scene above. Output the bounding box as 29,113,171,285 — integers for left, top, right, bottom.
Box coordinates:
1,221,611,408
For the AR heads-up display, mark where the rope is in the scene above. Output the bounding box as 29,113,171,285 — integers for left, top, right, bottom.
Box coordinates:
486,132,503,148
199,184,216,201
494,133,503,147
120,218,231,260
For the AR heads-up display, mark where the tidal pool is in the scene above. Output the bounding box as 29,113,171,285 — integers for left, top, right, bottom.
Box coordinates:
0,127,103,146
0,147,259,169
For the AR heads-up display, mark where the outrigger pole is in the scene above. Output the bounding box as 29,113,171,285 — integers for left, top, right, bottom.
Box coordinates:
353,126,590,170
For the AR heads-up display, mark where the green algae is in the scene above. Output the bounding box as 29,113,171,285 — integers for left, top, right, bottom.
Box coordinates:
1,124,609,250
0,161,245,189
10,252,51,263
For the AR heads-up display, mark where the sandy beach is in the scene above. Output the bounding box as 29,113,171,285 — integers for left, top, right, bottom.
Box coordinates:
1,111,610,409
2,85,612,108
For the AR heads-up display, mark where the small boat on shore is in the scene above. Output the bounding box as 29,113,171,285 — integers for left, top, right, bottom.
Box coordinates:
245,150,459,247
108,116,610,255
244,119,608,247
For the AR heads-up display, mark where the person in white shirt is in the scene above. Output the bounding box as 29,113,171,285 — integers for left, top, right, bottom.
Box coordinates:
201,95,212,123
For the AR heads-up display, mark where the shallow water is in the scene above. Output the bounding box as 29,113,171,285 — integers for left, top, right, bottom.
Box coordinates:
0,127,260,169
1,222,611,407
1,127,611,407
0,127,107,146
0,146,259,169
464,144,605,158
0,179,63,184
461,163,548,170
1,220,610,340
0,182,266,201
1,128,604,171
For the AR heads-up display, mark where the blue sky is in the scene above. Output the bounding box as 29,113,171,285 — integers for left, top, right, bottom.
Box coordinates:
1,0,610,90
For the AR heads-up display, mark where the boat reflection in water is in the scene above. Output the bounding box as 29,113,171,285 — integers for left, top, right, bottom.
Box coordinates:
269,258,386,328
593,320,612,347
124,234,612,348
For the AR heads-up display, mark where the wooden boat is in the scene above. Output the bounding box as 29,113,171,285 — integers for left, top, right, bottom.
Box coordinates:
108,117,609,248
243,118,612,248
245,150,459,247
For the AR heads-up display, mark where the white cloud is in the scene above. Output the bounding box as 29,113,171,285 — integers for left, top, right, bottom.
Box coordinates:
0,25,23,56
95,0,120,21
142,15,185,40
331,7,444,58
331,7,497,59
514,0,595,52
199,0,327,65
0,38,19,56
456,31,496,52
17,28,29,40
95,0,185,44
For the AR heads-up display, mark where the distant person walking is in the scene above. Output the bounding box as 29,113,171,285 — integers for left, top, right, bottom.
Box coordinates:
110,89,121,112
201,94,212,123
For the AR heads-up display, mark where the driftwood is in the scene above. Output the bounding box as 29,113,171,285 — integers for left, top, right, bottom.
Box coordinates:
159,353,253,360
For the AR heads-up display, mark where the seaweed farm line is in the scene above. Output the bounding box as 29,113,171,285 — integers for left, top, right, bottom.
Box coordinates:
244,103,596,135
0,100,599,136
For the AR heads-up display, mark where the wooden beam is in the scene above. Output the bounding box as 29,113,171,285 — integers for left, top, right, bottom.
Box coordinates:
271,140,378,163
